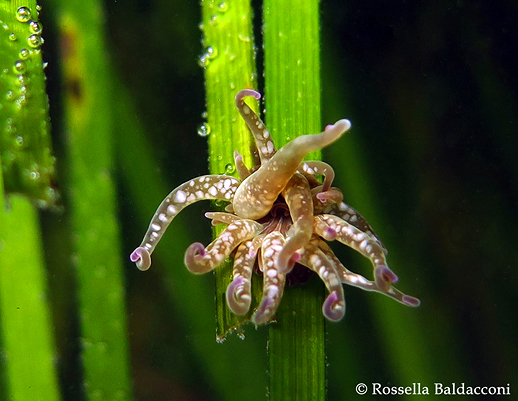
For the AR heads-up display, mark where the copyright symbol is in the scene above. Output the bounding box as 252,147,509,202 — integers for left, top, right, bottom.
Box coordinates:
356,383,368,395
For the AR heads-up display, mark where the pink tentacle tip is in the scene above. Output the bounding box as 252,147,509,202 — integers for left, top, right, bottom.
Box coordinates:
130,247,151,271
375,265,398,284
235,89,261,102
325,119,351,132
323,291,346,322
402,295,421,307
184,242,206,271
252,297,275,325
226,277,251,315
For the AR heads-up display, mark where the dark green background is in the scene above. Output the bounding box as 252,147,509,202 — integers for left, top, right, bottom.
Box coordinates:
38,1,517,400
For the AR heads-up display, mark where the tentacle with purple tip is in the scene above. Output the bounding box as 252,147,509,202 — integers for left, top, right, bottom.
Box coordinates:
235,89,277,163
252,232,287,325
233,119,351,220
130,175,240,271
297,241,346,321
234,150,251,180
226,239,260,315
184,219,263,274
317,239,420,307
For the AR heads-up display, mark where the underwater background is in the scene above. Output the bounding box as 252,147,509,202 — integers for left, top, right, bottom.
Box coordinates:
1,0,517,400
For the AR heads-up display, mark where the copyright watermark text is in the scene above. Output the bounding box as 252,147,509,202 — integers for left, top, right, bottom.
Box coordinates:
355,382,511,396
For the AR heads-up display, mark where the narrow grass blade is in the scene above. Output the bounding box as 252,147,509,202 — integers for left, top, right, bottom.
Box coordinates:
53,6,132,400
0,155,61,401
263,1,326,400
200,0,259,338
0,0,57,206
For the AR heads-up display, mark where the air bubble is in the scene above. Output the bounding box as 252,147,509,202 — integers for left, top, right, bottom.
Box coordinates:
29,20,42,34
217,2,228,12
16,7,31,23
14,136,24,147
13,60,26,74
209,14,218,26
198,46,217,68
19,48,30,60
5,90,14,101
201,111,208,119
27,34,43,48
225,163,235,174
9,33,16,41
197,123,211,137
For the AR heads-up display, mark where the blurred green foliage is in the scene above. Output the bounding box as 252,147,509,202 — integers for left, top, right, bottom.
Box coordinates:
0,0,516,400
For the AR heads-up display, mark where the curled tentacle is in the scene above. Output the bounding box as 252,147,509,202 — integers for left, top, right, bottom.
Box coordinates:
276,172,314,273
233,119,351,220
298,241,346,321
312,187,344,214
130,175,239,270
130,247,152,271
226,239,260,315
317,240,420,307
298,161,335,192
235,89,276,163
184,219,263,274
314,214,387,268
252,232,287,325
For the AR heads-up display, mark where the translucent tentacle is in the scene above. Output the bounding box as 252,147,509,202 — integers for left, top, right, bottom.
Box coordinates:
233,118,351,220
318,240,420,307
327,201,386,252
298,161,335,192
130,175,240,271
312,187,344,214
226,239,260,315
235,89,276,163
184,219,263,274
297,241,346,321
205,211,241,226
234,150,251,180
252,232,287,325
276,172,314,273
314,214,387,267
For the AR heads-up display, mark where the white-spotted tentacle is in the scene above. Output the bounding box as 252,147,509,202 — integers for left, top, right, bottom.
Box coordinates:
130,175,240,271
298,161,335,192
205,211,241,226
276,172,314,273
326,201,386,253
314,214,387,268
235,89,277,163
297,241,346,321
317,240,420,307
252,232,287,325
226,239,260,315
232,119,351,220
184,219,263,274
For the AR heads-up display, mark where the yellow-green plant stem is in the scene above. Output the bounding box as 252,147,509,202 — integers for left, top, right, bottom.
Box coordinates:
200,0,260,337
263,1,326,400
0,0,57,206
53,3,132,400
0,158,61,401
